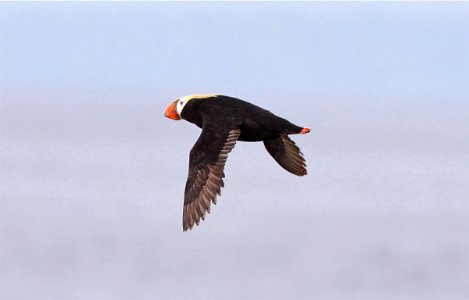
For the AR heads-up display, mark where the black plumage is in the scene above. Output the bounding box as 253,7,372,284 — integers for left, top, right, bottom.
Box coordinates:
164,94,310,231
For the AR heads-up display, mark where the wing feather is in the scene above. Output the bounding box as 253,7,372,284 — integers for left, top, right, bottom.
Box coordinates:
263,135,307,176
183,128,241,231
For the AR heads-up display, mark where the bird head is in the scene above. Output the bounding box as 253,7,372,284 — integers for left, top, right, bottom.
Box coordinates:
164,98,183,120
164,94,216,120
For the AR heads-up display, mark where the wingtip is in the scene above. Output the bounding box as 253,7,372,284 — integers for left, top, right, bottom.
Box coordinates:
183,223,193,232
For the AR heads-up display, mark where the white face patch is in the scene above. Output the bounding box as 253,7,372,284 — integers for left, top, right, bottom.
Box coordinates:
176,94,217,116
176,98,189,115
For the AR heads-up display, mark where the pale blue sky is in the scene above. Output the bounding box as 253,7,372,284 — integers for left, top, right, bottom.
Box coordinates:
1,2,468,101
1,3,469,300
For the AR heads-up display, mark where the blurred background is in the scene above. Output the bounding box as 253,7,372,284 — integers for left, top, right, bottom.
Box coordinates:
1,2,468,299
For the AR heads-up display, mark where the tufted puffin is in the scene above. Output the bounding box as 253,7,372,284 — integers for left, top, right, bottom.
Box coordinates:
164,94,310,231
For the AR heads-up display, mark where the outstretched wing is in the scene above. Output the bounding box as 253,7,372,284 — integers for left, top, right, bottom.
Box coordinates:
183,127,241,231
263,135,307,176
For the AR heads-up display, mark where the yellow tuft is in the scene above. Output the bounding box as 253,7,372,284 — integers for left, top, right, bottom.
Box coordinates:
180,94,217,102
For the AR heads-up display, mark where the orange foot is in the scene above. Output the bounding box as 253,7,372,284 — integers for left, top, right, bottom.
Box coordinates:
300,127,310,134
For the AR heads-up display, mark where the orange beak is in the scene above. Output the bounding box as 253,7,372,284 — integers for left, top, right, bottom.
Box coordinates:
164,100,181,120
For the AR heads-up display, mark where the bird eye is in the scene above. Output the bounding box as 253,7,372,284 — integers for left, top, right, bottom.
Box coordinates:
179,101,184,106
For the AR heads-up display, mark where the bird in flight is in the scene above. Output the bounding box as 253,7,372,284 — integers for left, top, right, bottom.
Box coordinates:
164,94,310,231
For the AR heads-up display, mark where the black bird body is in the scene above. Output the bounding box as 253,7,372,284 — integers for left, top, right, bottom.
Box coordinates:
165,94,310,231
181,95,303,142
